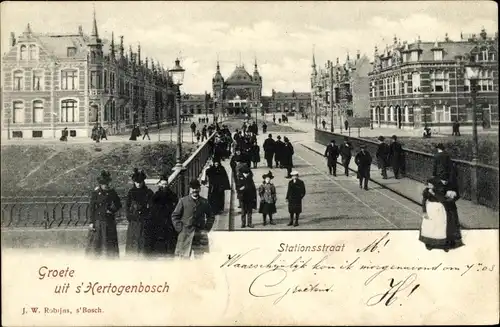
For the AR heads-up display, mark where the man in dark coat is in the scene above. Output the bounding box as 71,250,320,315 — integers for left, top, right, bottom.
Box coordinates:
344,119,349,131
452,120,461,136
376,136,390,179
432,143,453,181
324,139,339,176
263,134,276,168
203,159,230,214
151,175,179,256
190,122,196,135
389,135,404,179
286,171,306,227
236,166,257,228
125,169,154,256
172,180,214,258
339,137,353,176
282,137,294,178
86,170,122,258
322,119,326,129
262,122,268,134
355,145,373,190
274,135,284,168
201,125,208,141
142,125,150,140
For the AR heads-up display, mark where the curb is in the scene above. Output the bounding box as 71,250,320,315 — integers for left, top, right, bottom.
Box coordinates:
300,143,474,230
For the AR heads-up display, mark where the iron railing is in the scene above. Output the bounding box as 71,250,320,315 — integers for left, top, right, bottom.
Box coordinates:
315,128,499,210
1,134,215,228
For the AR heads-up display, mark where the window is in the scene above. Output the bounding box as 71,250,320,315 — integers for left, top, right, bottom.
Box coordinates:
103,70,108,89
61,99,78,122
67,47,76,57
12,131,23,138
464,78,471,92
13,70,24,90
433,50,443,61
32,70,43,90
404,106,409,123
410,51,419,62
402,53,408,63
481,50,488,62
370,81,376,98
90,71,101,89
384,106,388,121
61,69,78,90
20,45,27,60
430,70,449,92
13,101,24,123
29,45,37,60
488,52,495,61
434,105,451,123
32,100,44,123
478,70,494,91
395,76,400,95
32,131,43,138
411,72,421,93
389,106,394,122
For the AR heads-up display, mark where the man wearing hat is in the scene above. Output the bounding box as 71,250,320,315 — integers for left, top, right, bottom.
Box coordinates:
262,134,276,169
203,158,231,214
376,136,390,179
86,170,122,258
172,179,214,258
286,171,306,227
151,175,179,256
274,135,285,168
125,169,155,256
355,145,373,191
236,166,257,228
389,135,404,179
282,137,295,178
339,137,353,176
432,143,453,182
258,171,277,226
324,139,340,176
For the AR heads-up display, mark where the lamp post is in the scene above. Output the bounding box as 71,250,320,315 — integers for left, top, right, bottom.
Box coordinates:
168,58,186,168
464,61,481,204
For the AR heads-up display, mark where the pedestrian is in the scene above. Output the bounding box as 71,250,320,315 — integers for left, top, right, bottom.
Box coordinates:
432,143,453,180
339,137,353,176
86,170,122,258
278,118,282,124
263,134,276,168
324,139,339,176
355,145,372,191
191,122,196,135
419,176,463,252
282,137,294,178
125,169,154,256
250,140,261,168
389,135,404,179
142,124,150,140
344,119,349,131
60,127,69,141
262,122,268,134
275,135,284,168
196,130,201,143
172,179,215,258
203,158,230,214
376,136,390,179
151,175,179,256
452,119,461,136
322,119,326,129
202,125,208,141
273,115,276,123
236,166,257,228
258,171,277,226
285,171,306,227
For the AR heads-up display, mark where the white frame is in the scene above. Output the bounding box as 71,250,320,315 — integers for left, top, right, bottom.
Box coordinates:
12,100,25,124
12,69,25,91
60,68,80,90
32,69,45,91
32,99,44,123
59,97,79,123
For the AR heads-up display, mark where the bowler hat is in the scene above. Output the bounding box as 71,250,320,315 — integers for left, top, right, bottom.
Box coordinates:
189,179,201,189
262,171,274,179
435,143,445,150
97,170,112,184
277,135,281,139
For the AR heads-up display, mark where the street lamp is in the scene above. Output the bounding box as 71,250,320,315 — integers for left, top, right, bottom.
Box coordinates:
168,58,185,168
464,60,481,204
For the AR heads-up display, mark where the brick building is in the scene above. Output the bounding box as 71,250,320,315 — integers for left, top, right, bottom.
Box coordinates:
269,89,311,113
180,92,214,116
1,11,175,140
212,60,262,116
369,29,498,130
310,51,371,126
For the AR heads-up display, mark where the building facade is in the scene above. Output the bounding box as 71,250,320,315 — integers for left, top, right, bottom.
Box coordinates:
310,51,372,126
180,92,214,116
212,60,262,115
369,29,499,130
269,89,311,113
1,12,175,140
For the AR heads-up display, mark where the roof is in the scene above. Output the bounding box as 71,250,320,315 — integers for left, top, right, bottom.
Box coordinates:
34,34,89,59
273,91,310,99
181,94,208,101
225,65,255,85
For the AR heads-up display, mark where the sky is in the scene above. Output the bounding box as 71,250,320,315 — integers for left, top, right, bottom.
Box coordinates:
1,1,498,95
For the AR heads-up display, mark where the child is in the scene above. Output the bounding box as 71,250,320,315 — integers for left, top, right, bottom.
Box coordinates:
258,171,277,226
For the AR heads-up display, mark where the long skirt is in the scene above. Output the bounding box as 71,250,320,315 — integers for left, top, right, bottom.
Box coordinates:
126,220,146,255
208,190,225,213
419,202,463,250
85,219,119,258
259,201,277,215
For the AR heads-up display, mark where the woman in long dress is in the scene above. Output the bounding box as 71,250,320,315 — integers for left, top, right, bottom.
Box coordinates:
204,159,231,214
419,177,463,252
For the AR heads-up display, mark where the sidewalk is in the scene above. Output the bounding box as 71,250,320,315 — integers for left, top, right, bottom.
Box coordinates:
300,140,499,229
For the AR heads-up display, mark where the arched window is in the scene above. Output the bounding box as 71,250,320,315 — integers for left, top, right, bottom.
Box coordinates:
32,70,43,91
13,70,24,90
33,100,44,123
20,45,27,60
13,101,25,123
29,45,37,60
61,99,78,122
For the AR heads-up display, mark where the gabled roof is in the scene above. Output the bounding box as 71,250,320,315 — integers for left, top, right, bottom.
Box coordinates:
34,34,88,59
225,65,255,85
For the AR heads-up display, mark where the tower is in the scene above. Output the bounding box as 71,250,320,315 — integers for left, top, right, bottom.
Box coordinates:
212,59,224,101
252,57,262,103
88,7,104,125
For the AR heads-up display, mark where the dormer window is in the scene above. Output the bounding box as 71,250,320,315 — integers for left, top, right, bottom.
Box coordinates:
67,47,76,57
410,51,419,62
20,45,27,60
433,50,443,61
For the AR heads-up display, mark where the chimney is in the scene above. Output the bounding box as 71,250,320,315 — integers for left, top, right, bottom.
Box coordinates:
356,50,360,60
78,25,83,36
10,32,16,47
